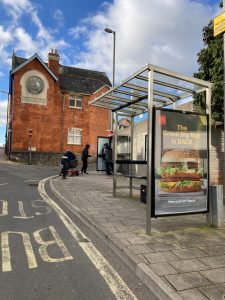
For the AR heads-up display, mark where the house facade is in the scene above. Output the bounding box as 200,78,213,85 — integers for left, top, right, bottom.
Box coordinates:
6,50,111,164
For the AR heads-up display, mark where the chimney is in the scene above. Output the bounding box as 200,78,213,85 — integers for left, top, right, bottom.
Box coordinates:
48,49,60,77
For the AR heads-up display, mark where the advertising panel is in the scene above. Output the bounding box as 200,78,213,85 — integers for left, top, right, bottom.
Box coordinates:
214,12,225,37
153,108,208,217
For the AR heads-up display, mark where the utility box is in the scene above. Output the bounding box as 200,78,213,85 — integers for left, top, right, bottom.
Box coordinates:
140,185,147,203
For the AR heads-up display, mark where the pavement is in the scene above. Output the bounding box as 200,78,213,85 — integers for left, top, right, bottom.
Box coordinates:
49,168,225,300
0,147,7,161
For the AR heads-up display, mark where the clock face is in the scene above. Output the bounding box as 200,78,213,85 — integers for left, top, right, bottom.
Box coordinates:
26,76,44,95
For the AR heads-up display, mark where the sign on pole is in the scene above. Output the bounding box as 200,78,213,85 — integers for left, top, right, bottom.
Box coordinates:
152,108,209,217
214,12,225,37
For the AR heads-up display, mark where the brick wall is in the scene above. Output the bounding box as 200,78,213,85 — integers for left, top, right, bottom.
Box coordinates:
11,59,62,153
10,57,110,164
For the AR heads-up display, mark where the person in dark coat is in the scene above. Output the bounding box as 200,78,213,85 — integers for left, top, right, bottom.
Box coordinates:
60,155,69,179
64,150,76,169
102,143,113,175
80,144,91,174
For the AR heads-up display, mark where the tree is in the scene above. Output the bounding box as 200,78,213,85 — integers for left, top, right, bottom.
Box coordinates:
194,19,223,125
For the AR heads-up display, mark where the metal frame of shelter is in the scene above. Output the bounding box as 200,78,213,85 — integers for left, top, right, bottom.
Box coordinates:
89,64,212,235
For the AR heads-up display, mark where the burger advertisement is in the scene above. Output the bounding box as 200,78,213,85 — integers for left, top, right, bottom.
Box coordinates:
153,108,208,217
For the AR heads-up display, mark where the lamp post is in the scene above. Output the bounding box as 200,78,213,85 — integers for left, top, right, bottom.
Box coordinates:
0,90,10,158
104,27,116,194
104,28,116,131
104,27,116,87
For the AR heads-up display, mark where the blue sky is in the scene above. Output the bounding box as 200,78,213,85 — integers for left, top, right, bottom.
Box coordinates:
0,0,220,145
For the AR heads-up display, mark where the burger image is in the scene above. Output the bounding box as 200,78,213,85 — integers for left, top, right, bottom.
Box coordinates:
157,149,203,193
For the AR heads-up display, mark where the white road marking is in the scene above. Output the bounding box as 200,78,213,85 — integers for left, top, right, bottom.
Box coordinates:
39,176,138,300
1,231,37,272
33,226,73,263
0,200,8,216
13,201,34,219
0,183,8,186
24,180,38,182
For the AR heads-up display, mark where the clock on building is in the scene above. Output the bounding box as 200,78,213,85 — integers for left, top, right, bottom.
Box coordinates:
25,76,44,95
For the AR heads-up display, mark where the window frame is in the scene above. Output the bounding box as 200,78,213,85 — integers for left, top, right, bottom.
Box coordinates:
69,95,83,109
67,128,82,145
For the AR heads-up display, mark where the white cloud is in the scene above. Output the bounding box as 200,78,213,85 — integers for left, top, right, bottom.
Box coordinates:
0,0,69,68
14,27,38,55
0,100,7,127
0,25,13,48
0,0,32,22
53,9,64,28
69,26,88,39
69,0,218,82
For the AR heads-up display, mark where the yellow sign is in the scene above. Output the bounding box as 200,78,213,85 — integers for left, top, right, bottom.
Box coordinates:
214,12,225,37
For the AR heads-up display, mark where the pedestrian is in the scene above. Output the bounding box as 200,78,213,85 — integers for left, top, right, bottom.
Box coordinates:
64,150,76,169
60,155,69,179
80,144,91,174
102,143,113,175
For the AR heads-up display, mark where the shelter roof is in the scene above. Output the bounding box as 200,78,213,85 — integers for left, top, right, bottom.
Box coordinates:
89,64,212,116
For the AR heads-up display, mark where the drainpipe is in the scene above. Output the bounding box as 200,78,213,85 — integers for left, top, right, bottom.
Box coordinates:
61,92,65,153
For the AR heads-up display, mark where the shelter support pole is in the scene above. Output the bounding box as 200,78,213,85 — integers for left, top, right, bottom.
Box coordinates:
205,87,213,226
113,112,118,197
223,0,225,205
146,69,154,235
129,116,134,196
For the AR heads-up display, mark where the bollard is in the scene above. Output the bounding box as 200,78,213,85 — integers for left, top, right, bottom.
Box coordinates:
209,185,224,228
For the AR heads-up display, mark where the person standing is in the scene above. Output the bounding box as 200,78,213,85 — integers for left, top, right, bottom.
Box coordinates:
80,144,91,174
102,143,113,175
60,155,69,179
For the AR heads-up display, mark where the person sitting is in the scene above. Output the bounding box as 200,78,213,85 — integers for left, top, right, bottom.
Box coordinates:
64,150,76,169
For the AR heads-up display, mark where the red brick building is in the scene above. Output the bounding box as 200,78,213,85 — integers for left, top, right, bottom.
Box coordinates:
6,50,111,164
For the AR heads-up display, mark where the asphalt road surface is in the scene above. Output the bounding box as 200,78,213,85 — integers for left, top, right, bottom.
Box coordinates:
0,162,155,300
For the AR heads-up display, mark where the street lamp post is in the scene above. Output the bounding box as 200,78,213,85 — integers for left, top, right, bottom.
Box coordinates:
104,27,116,87
0,90,10,158
104,27,116,131
104,27,116,195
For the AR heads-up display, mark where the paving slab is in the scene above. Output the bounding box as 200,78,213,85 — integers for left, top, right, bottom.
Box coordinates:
199,283,225,300
149,262,178,276
143,251,179,263
150,242,181,252
169,258,209,273
200,255,225,268
200,268,225,284
50,170,225,300
165,272,211,291
127,244,154,254
178,288,209,300
172,248,208,259
199,244,225,256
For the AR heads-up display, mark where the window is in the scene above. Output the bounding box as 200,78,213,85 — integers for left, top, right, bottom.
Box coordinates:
67,128,82,145
69,95,82,108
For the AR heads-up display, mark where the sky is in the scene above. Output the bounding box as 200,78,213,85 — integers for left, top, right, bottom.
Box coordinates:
0,0,220,146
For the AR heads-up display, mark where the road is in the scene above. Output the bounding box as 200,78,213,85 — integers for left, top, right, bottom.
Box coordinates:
0,162,155,300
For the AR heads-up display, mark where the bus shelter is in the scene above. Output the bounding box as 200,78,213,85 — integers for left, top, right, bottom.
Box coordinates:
89,64,212,234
